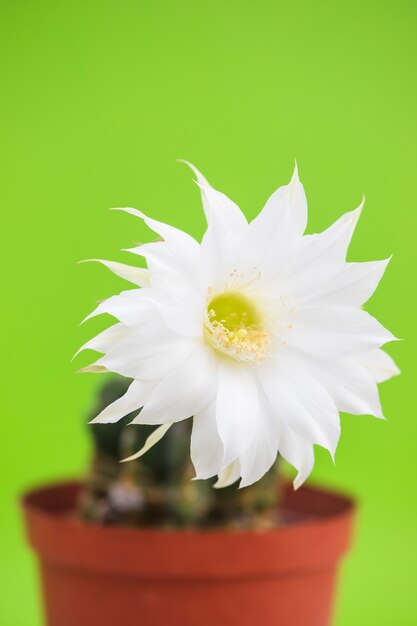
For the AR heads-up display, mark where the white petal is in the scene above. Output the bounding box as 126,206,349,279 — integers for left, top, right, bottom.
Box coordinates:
183,162,247,290
304,258,391,307
73,323,129,360
282,201,364,300
96,331,197,380
120,423,172,462
252,163,307,238
291,305,397,357
233,165,307,281
259,356,340,458
180,161,247,232
191,403,223,480
78,364,109,373
82,289,150,326
356,349,400,383
321,356,383,417
213,460,241,488
110,206,200,255
140,287,205,337
199,225,235,291
215,363,259,466
238,391,279,488
112,207,202,291
307,200,363,263
90,380,153,423
279,424,315,489
199,214,248,291
83,287,204,338
136,345,218,425
286,347,385,419
127,242,201,290
79,259,151,287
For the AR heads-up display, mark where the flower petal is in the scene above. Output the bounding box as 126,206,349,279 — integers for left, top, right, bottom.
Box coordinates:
279,424,315,489
112,207,202,290
90,379,153,423
78,364,109,373
96,331,197,380
233,165,307,281
303,258,391,307
281,201,364,301
126,242,202,290
111,206,200,255
213,460,241,488
291,305,397,357
79,259,150,287
191,403,223,480
73,323,129,360
252,163,307,239
82,289,150,326
183,162,247,290
180,161,247,232
120,423,172,462
238,391,279,488
259,356,340,458
304,200,363,264
286,347,385,419
356,349,400,383
139,287,206,337
215,363,259,466
135,345,218,425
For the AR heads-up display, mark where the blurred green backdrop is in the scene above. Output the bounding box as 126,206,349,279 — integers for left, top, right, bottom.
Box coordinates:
1,1,416,624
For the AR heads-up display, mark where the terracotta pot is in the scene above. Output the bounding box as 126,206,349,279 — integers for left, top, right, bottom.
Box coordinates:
22,480,355,626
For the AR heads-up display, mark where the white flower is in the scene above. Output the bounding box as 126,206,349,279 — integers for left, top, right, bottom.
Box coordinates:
77,163,400,489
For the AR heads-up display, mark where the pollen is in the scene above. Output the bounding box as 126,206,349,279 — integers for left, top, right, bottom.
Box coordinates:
204,291,270,364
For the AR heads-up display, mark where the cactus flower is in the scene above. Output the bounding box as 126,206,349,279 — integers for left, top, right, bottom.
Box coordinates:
77,163,399,489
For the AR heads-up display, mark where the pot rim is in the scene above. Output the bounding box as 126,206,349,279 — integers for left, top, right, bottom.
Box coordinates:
21,479,355,580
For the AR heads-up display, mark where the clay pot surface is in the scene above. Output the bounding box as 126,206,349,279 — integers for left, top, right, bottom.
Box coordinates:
22,480,355,626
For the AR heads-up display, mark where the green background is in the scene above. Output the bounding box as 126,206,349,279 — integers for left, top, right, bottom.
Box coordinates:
1,1,416,624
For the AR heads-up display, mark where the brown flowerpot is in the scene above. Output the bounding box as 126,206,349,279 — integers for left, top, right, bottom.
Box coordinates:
22,480,355,626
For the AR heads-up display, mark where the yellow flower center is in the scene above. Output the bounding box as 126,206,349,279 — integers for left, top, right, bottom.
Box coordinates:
204,291,270,364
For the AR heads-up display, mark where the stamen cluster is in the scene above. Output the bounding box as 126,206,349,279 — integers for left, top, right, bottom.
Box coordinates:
205,308,270,364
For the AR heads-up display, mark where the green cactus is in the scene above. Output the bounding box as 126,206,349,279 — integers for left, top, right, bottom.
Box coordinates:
79,376,280,529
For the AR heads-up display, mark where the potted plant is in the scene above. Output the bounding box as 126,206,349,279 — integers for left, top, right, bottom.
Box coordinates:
22,163,399,626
